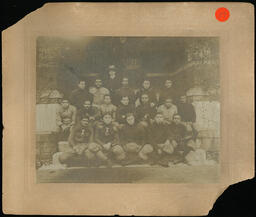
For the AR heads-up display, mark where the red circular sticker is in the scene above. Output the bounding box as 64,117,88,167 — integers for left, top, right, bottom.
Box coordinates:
215,7,230,22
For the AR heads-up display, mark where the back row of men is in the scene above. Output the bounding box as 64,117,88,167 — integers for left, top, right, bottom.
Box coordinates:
57,77,196,139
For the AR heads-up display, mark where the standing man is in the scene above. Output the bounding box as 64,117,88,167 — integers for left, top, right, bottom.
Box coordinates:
158,79,177,105
135,79,157,107
105,65,121,103
176,95,196,123
69,80,93,110
115,77,136,104
89,78,110,106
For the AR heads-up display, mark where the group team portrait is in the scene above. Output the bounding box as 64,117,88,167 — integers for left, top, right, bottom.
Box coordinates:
36,36,220,183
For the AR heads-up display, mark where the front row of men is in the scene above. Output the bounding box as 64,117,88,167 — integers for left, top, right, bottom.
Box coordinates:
57,109,196,167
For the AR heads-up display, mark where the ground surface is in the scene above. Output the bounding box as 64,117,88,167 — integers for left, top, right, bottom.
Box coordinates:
37,164,219,183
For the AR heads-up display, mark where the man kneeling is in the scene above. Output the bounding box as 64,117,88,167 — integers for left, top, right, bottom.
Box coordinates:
58,117,109,167
119,113,153,165
94,113,126,166
148,113,177,167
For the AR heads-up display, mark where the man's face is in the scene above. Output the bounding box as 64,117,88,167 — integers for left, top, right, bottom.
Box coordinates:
126,115,135,125
83,101,91,109
141,94,149,104
109,70,116,77
165,99,173,107
121,97,129,105
122,78,129,86
95,79,102,88
104,96,111,104
103,114,112,125
78,81,86,90
173,115,181,124
180,96,186,103
143,81,150,89
61,100,69,109
155,114,164,124
165,80,172,88
81,118,89,126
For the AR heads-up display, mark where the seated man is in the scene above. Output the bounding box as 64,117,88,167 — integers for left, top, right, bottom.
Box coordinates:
89,78,110,106
119,113,153,164
94,113,126,164
169,114,194,163
148,113,176,167
157,98,178,124
135,93,156,127
56,99,77,141
76,100,101,124
116,96,135,126
99,95,117,120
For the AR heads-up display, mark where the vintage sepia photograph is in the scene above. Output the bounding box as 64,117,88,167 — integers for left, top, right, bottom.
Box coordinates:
36,36,220,183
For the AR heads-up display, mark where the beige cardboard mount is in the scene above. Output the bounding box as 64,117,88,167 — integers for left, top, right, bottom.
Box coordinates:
2,3,254,215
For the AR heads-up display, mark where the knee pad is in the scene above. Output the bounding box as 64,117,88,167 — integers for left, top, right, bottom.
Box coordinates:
88,142,101,153
141,144,153,154
163,143,174,154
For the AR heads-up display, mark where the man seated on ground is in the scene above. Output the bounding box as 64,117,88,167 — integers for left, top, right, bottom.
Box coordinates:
94,113,126,165
119,113,153,164
157,98,178,124
116,96,135,126
56,99,77,141
135,93,156,128
99,95,117,120
148,112,177,167
169,114,194,163
89,78,110,106
76,100,101,125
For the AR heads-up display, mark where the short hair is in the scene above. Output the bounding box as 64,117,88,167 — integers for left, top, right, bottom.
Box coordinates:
121,96,129,99
84,100,91,104
61,99,69,103
143,79,150,83
81,117,89,121
122,77,129,81
155,112,163,117
102,113,112,118
165,98,173,101
95,78,102,82
78,80,86,84
173,114,181,119
141,93,149,98
104,94,111,99
126,113,135,118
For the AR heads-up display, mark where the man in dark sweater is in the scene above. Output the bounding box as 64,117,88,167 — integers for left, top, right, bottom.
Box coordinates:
76,100,101,124
148,113,175,166
169,114,194,162
176,95,196,123
116,96,135,125
158,79,177,105
69,80,93,110
115,77,136,104
94,114,126,165
135,79,157,106
135,93,156,125
119,113,153,163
